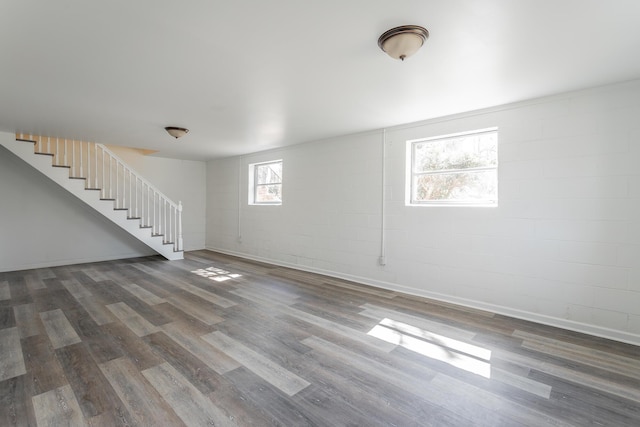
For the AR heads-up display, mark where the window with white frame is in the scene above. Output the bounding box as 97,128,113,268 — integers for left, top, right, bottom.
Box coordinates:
408,128,498,206
249,160,282,205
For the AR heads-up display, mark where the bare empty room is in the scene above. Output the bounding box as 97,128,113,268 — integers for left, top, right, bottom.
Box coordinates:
1,1,640,426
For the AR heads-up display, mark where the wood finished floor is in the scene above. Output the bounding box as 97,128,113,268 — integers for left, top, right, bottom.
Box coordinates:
1,250,639,426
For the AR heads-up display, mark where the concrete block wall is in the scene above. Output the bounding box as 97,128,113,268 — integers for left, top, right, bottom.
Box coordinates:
206,79,640,345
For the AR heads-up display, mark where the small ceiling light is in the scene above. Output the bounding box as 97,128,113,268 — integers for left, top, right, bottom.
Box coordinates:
165,126,189,139
378,25,429,61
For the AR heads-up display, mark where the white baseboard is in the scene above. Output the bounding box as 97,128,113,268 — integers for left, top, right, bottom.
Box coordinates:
205,246,640,347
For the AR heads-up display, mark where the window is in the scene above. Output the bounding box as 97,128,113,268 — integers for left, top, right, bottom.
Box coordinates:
249,160,282,205
408,128,497,206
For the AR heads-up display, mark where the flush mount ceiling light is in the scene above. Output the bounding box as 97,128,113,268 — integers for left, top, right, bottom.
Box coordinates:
378,25,429,61
165,126,189,139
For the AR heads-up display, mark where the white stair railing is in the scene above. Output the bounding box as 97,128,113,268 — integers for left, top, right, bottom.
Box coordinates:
17,133,183,252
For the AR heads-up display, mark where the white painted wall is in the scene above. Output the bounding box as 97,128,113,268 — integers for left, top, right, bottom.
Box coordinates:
0,132,207,271
206,80,640,345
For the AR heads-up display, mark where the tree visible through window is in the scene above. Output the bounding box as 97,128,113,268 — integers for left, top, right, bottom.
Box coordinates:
251,160,282,204
409,128,497,205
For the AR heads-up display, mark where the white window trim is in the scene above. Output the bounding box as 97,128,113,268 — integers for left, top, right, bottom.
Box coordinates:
406,127,498,207
248,159,283,205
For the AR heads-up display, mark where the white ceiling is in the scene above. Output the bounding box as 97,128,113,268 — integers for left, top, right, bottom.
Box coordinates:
1,1,640,160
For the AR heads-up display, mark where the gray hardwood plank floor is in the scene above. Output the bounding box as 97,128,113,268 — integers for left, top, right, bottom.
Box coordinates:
0,250,639,426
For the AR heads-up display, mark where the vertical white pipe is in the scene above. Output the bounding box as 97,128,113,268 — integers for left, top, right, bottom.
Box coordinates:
109,156,113,199
237,156,242,243
379,129,387,266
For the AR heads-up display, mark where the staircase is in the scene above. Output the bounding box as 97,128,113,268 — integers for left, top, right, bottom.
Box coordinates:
1,134,183,260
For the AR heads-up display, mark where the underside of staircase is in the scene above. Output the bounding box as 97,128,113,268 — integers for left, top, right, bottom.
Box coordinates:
1,135,183,260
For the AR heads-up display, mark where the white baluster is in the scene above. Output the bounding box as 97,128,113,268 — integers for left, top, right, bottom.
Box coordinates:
141,183,145,226
171,205,175,245
164,199,168,243
160,199,164,241
86,143,90,184
178,201,183,251
105,153,108,198
167,203,176,246
115,161,119,208
109,156,113,199
146,184,150,227
167,206,172,245
153,192,157,234
55,138,59,165
71,140,75,176
64,139,68,166
94,143,98,188
163,200,168,243
128,169,132,215
101,147,106,197
135,177,139,218
149,188,152,229
78,141,84,177
47,136,51,153
145,184,149,227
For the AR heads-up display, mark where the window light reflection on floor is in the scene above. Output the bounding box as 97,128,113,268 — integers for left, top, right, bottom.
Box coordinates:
190,267,242,282
367,318,492,378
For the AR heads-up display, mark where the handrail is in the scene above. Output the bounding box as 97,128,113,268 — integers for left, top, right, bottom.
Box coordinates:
16,133,183,252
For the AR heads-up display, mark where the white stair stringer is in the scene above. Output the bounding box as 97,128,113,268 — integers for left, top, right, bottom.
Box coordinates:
1,137,183,260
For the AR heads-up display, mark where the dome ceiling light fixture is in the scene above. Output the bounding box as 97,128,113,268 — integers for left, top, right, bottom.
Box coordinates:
165,126,189,139
378,25,429,61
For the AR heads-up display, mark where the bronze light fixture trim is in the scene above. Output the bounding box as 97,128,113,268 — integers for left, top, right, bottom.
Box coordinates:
378,25,429,61
165,126,189,139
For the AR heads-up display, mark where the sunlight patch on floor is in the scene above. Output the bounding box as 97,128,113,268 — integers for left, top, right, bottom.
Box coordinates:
191,267,242,282
368,317,491,378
